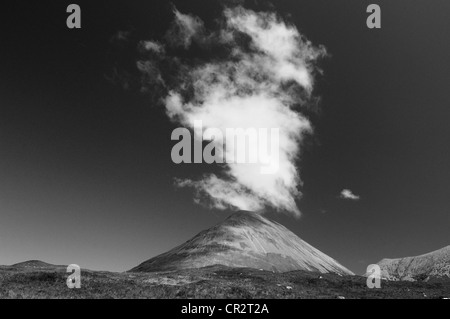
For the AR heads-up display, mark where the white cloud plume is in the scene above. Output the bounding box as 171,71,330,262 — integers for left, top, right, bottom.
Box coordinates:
138,7,326,217
339,189,361,201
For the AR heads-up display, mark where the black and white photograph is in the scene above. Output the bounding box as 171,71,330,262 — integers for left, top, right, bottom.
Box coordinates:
0,0,449,305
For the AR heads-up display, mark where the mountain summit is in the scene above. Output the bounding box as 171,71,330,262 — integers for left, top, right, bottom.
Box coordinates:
130,211,353,275
376,246,450,281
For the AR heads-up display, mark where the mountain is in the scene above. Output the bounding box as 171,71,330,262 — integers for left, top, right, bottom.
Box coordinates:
376,246,450,281
131,211,354,275
10,260,63,269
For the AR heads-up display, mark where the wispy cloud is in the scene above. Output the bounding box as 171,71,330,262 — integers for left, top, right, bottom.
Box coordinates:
166,9,205,48
110,30,132,44
339,189,360,201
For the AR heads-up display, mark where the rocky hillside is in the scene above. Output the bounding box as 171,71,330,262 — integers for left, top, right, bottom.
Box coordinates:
377,246,450,281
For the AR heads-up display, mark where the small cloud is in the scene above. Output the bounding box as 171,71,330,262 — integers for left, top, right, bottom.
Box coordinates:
140,40,165,55
110,30,132,43
339,189,360,201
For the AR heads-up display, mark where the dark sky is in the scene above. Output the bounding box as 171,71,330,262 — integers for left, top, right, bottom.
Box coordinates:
0,0,449,275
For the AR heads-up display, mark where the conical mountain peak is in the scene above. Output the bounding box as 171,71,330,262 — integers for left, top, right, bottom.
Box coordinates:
131,211,353,275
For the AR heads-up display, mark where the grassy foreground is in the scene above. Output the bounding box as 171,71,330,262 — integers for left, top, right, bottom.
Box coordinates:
0,265,448,299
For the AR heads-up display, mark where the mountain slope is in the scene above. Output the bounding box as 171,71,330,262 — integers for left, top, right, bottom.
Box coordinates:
377,246,450,281
10,260,64,270
131,211,353,275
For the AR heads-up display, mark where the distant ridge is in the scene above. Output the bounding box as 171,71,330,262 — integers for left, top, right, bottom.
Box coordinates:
376,246,450,281
10,260,64,269
131,211,354,275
